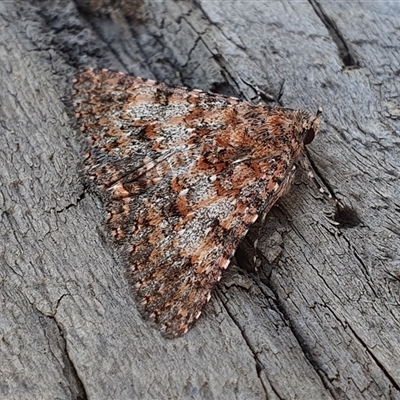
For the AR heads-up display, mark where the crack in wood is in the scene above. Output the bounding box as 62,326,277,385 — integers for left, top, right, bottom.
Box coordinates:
52,315,89,400
36,305,89,400
215,291,270,398
308,0,359,68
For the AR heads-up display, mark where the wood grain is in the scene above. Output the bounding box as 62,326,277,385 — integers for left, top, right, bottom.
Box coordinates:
0,1,399,399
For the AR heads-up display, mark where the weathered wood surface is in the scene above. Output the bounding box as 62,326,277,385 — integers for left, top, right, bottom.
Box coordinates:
1,1,399,399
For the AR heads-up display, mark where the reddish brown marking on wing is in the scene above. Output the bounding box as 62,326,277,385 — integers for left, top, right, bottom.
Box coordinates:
73,68,321,337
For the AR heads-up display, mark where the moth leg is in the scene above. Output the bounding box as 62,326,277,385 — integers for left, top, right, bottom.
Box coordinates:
300,151,345,209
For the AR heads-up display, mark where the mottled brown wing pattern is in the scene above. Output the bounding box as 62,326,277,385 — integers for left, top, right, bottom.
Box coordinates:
72,69,321,337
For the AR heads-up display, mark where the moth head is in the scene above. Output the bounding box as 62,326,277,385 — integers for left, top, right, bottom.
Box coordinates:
303,107,322,145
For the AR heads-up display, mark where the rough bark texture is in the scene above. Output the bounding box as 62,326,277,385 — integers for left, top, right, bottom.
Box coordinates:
1,1,399,399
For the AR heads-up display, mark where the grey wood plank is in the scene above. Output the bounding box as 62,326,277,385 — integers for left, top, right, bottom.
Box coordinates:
0,0,398,399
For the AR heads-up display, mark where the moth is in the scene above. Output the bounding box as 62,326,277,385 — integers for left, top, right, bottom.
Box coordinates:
72,69,321,337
